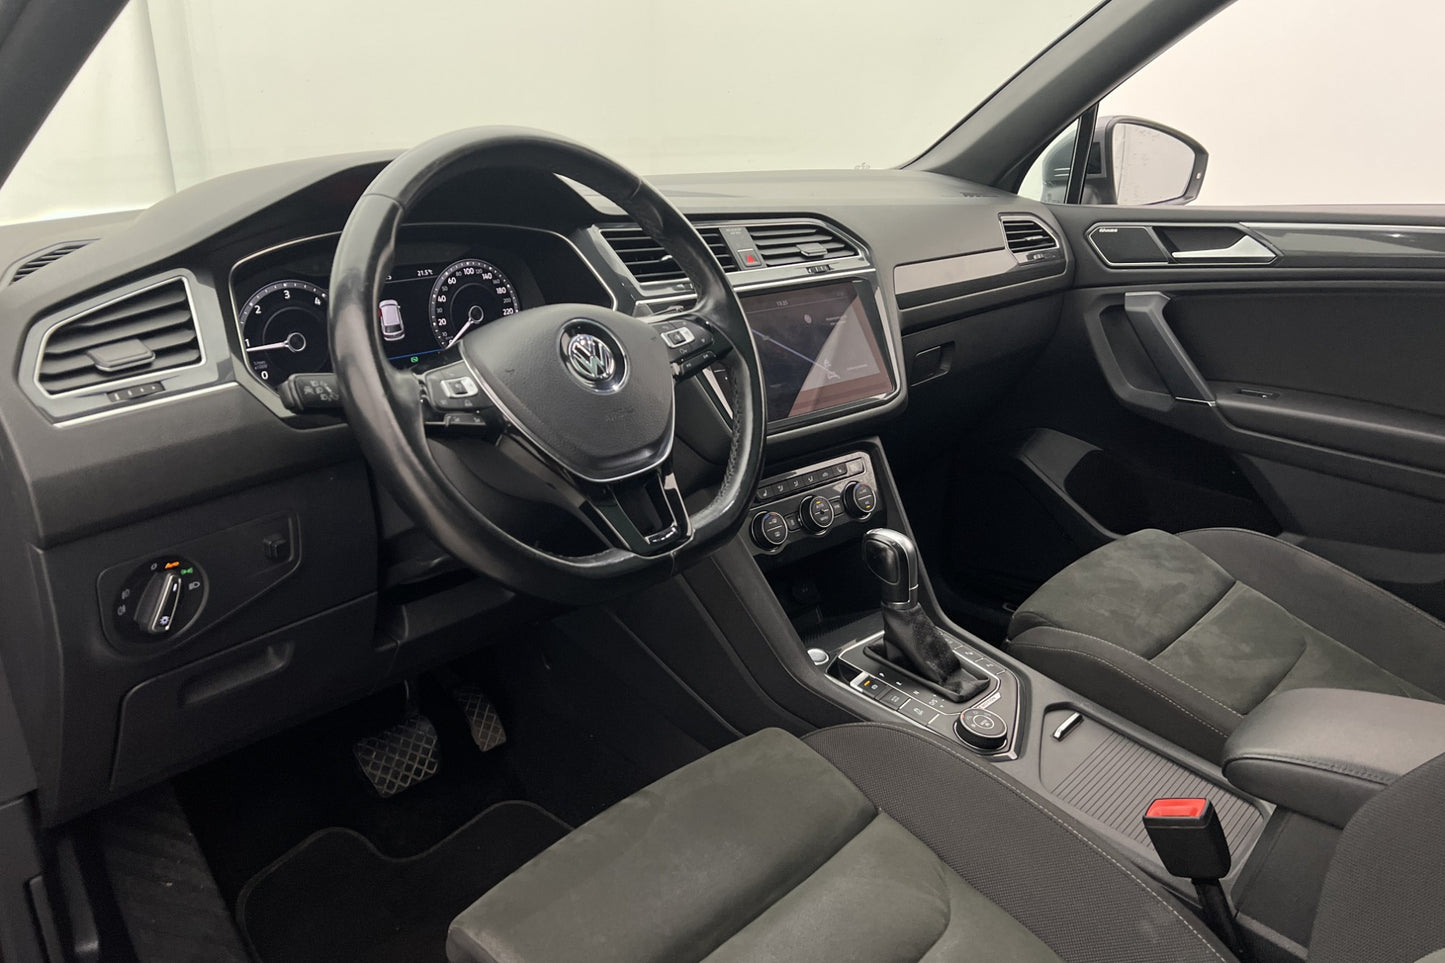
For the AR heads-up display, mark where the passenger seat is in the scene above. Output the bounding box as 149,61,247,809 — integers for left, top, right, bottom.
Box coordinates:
1006,528,1445,761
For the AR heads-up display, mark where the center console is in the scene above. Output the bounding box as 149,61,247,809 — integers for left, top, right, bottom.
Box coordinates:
828,629,1022,756
590,435,1307,962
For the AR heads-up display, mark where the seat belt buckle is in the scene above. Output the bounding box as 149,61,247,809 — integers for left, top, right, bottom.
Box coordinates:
1143,798,1253,961
1143,797,1232,880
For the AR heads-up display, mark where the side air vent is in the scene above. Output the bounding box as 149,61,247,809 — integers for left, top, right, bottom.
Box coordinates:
9,240,92,283
748,222,857,266
37,279,201,395
600,226,737,283
1001,216,1059,253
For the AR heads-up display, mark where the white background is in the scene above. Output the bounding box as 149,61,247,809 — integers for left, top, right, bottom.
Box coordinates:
2,0,1442,224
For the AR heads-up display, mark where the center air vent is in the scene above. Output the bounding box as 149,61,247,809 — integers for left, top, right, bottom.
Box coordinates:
9,240,92,284
747,222,856,266
600,226,737,283
1001,216,1059,253
37,279,201,395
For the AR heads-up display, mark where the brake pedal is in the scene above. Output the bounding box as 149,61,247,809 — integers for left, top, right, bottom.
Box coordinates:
352,714,440,798
450,684,507,752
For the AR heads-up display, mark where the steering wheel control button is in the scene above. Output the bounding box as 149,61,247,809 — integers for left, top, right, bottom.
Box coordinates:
842,481,877,519
751,511,789,550
672,350,716,379
423,364,495,413
661,327,695,348
440,375,479,399
957,708,1009,753
111,557,206,644
799,494,835,534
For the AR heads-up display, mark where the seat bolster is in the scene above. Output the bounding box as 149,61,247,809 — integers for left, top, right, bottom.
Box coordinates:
446,728,874,963
1009,624,1240,761
701,812,1062,963
805,723,1237,963
1010,529,1235,658
1181,527,1445,696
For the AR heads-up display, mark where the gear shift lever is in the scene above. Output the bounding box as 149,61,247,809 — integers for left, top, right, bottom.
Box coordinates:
862,528,919,606
863,529,988,702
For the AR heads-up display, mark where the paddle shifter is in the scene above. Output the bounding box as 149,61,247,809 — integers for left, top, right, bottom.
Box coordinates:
862,529,988,702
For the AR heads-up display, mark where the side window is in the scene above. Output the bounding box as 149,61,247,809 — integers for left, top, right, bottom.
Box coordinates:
1027,0,1445,206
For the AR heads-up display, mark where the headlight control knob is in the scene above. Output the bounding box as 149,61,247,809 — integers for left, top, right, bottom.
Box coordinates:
111,557,206,644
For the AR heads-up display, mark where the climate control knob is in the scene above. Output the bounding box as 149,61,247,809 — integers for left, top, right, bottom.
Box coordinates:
751,511,789,550
842,482,877,519
799,494,836,534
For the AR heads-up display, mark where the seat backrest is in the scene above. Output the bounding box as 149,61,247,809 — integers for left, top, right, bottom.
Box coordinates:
1308,751,1445,963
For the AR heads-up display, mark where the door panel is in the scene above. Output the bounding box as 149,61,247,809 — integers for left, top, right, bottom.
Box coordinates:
1045,206,1445,618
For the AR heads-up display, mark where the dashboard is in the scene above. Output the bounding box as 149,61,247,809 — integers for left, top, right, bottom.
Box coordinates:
229,223,613,388
0,158,1073,823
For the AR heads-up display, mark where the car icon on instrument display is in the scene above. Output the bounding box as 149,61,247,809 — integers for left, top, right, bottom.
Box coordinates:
379,299,406,341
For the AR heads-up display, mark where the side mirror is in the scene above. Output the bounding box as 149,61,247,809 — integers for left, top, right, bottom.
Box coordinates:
1087,116,1207,206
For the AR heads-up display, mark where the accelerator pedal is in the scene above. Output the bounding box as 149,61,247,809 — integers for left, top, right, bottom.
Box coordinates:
352,713,440,798
450,684,507,752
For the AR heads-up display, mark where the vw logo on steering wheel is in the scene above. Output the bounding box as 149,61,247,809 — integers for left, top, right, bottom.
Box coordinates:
560,321,626,393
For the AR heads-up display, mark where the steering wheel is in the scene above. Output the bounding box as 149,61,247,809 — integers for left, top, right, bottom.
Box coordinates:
328,128,765,603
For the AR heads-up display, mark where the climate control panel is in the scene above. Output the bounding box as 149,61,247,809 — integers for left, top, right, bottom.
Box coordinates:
747,452,879,555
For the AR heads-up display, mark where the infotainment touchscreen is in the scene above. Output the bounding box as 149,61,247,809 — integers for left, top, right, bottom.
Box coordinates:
739,280,894,422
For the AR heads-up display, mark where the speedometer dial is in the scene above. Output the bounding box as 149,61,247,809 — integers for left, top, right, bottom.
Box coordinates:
239,280,331,386
428,259,520,349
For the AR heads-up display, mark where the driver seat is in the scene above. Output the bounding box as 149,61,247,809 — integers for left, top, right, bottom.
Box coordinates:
445,723,1445,963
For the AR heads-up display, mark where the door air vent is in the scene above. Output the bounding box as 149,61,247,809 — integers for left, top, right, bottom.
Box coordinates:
37,278,202,395
1001,216,1059,253
747,222,857,266
9,240,92,284
600,226,737,283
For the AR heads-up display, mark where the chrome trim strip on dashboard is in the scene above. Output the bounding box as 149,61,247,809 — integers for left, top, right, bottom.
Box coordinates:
32,274,209,399
53,382,241,427
892,248,1019,295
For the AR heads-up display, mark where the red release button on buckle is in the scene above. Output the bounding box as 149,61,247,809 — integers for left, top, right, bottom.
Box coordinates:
1146,797,1209,820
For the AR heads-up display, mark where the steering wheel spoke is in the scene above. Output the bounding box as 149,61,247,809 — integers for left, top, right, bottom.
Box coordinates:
657,313,731,382
579,464,693,556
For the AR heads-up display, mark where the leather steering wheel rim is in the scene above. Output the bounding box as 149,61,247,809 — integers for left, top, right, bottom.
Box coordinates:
328,127,765,604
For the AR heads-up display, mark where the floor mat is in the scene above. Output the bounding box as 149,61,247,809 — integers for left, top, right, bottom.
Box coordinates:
236,800,568,963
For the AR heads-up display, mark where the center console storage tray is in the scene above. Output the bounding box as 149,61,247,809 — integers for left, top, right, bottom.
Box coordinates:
1040,706,1267,876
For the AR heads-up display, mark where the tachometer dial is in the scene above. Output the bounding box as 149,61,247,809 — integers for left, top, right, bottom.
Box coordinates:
239,280,331,386
428,259,520,349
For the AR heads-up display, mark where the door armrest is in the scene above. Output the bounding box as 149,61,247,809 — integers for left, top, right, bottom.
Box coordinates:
1222,688,1445,828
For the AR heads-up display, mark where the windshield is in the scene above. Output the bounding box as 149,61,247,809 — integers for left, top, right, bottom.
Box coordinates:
0,0,1096,225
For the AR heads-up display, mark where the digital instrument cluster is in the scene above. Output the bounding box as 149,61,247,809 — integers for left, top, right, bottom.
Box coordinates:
237,256,522,387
